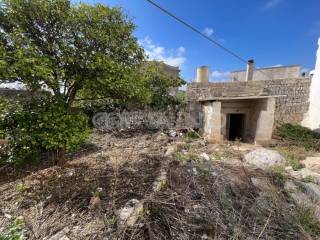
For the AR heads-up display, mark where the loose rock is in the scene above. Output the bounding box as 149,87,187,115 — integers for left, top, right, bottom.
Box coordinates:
244,148,286,170
200,153,210,161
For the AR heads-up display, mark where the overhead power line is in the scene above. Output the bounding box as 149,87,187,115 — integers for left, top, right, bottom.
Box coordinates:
146,0,275,80
146,0,247,64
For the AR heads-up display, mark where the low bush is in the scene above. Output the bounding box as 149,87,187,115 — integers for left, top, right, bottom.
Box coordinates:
298,207,320,237
1,98,89,165
277,123,320,150
275,146,305,171
0,97,18,139
0,217,26,240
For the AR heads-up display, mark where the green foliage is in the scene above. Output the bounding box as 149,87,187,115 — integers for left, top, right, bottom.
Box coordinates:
185,131,200,140
0,0,146,108
298,207,320,237
302,176,316,183
0,218,26,240
175,91,187,104
278,123,320,150
144,62,185,109
268,166,287,188
1,98,89,165
0,97,19,139
177,143,191,151
275,146,304,171
189,153,200,162
175,152,188,162
16,183,29,193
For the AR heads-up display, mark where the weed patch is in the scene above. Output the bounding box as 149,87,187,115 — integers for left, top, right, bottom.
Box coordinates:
298,207,320,237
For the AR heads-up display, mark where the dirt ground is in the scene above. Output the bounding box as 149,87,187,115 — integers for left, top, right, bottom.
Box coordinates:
0,130,316,239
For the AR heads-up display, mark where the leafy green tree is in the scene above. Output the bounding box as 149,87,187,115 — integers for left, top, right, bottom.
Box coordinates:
1,97,89,165
0,0,150,164
143,62,185,109
0,0,147,109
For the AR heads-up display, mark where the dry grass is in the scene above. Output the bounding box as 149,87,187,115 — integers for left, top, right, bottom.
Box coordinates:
0,130,317,239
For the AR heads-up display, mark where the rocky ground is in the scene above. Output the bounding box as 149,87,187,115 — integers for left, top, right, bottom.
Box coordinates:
0,130,320,239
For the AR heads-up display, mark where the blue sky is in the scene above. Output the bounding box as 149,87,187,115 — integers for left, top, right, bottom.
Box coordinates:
85,0,320,82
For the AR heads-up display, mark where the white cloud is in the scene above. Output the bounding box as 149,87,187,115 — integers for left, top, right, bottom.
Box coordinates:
264,0,281,9
211,70,230,81
202,27,214,37
139,36,186,67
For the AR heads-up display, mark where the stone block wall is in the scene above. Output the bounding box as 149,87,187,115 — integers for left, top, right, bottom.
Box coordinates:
187,77,311,125
264,78,311,124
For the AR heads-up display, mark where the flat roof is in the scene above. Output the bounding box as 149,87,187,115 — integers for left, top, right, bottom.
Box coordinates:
230,64,300,73
198,95,285,102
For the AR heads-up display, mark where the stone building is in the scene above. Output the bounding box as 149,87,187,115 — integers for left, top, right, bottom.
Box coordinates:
187,39,320,144
230,64,303,82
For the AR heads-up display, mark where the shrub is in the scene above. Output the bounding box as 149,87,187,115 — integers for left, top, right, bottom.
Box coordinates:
277,123,320,150
1,98,89,165
0,217,26,240
0,97,19,139
275,146,304,171
298,207,320,237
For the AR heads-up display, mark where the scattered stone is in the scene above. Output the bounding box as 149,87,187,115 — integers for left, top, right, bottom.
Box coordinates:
67,169,75,177
285,180,320,221
303,182,320,200
231,144,259,152
251,177,276,192
118,199,143,228
244,148,285,169
47,227,70,240
254,192,270,209
4,213,12,219
284,181,297,192
285,166,293,171
89,196,101,210
200,153,210,161
301,156,320,173
210,170,219,177
167,129,177,137
165,145,176,156
152,169,167,191
192,167,199,175
287,168,320,184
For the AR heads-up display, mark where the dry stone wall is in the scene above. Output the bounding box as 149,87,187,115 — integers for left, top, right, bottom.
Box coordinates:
92,104,202,130
187,77,311,125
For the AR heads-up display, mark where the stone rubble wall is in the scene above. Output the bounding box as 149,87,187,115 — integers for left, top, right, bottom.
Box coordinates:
187,77,311,125
92,104,202,130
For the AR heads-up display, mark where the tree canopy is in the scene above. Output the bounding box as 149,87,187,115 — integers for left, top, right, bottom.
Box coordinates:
0,0,147,108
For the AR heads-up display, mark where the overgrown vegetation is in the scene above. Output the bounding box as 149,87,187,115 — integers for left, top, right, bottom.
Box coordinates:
0,217,26,240
275,146,305,170
1,97,89,165
277,123,320,150
0,0,185,166
298,207,320,237
125,159,306,239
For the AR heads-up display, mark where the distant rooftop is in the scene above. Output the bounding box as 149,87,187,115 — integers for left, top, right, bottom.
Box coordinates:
231,64,300,73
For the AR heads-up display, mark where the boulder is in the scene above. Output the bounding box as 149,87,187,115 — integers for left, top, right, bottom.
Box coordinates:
301,156,320,174
303,182,320,201
244,148,285,170
118,199,143,228
287,168,320,184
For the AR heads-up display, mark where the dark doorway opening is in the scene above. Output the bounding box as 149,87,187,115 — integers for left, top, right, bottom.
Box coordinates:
228,114,245,141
